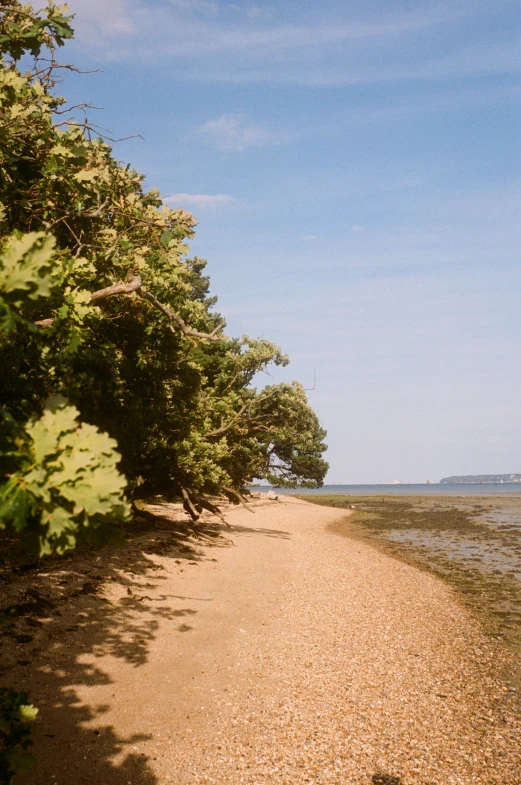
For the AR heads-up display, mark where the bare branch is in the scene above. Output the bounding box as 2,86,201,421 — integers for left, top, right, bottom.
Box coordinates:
91,276,143,302
203,403,249,439
76,198,111,219
33,316,54,328
223,486,255,513
45,198,111,230
52,120,144,143
137,287,226,342
31,62,101,78
34,276,143,326
180,487,200,522
33,275,225,342
198,496,231,528
53,101,104,115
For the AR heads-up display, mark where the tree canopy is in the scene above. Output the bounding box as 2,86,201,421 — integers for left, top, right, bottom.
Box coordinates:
0,5,329,776
0,0,328,557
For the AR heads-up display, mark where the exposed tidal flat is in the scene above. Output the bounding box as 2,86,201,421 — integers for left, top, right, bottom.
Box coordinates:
298,492,521,684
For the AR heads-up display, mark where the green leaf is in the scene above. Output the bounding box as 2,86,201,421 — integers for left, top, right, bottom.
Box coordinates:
17,704,38,723
0,397,130,556
25,400,79,463
0,232,56,301
74,169,97,182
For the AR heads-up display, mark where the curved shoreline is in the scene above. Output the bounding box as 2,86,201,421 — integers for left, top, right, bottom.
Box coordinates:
306,493,521,687
9,496,521,784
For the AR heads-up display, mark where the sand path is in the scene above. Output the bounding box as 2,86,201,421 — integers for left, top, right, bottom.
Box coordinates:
17,496,521,785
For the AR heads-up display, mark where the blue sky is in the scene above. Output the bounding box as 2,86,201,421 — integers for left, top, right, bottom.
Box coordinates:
60,0,520,483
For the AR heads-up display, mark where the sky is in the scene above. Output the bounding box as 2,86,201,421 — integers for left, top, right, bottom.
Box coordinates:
57,0,520,483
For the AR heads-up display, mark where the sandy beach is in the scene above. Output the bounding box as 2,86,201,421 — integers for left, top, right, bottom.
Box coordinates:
5,496,521,785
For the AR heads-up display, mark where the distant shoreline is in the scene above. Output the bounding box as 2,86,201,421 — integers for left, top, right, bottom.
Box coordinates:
440,474,521,484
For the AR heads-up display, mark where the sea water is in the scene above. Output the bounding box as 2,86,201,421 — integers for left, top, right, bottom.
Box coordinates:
256,483,521,496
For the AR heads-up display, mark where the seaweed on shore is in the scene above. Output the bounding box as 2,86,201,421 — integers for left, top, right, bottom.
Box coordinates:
299,494,521,684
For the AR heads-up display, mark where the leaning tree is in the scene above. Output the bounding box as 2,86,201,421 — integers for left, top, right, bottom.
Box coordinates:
0,0,328,554
0,5,328,776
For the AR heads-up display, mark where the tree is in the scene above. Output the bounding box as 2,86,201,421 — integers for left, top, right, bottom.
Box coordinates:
0,230,129,555
0,5,328,778
0,0,328,537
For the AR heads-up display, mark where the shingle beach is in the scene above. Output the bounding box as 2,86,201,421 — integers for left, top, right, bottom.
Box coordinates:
12,496,521,785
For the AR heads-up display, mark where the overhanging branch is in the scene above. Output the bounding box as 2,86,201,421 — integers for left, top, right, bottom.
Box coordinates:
180,487,200,522
223,486,255,513
138,288,225,342
203,403,249,439
203,389,280,440
34,275,226,341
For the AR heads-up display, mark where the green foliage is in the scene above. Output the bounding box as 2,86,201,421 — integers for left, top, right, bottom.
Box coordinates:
0,231,56,332
440,474,521,484
0,5,329,778
0,1,328,511
0,231,129,560
0,395,129,555
0,687,38,784
0,1,73,61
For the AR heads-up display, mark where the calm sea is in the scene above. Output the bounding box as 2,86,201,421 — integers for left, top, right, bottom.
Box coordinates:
255,483,521,497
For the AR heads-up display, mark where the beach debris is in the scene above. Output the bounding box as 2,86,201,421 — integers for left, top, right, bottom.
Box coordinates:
266,490,279,501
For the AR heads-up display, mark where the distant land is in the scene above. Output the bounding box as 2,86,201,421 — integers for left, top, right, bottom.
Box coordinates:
440,474,521,484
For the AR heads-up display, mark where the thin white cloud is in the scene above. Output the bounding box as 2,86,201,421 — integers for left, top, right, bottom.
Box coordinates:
196,114,283,151
185,37,521,86
167,0,218,11
65,0,520,85
67,0,137,39
336,84,521,126
68,0,458,48
164,192,234,209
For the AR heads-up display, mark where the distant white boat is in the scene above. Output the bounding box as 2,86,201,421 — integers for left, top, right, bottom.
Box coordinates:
388,480,402,485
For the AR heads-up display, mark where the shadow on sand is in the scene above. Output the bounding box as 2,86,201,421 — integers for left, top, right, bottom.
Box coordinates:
1,506,291,784
1,513,219,784
227,523,291,539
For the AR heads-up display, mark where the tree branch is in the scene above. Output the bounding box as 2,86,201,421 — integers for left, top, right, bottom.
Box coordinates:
34,276,143,326
223,486,255,513
31,62,101,78
137,287,226,342
180,487,200,522
53,120,144,143
34,276,226,341
91,276,143,302
52,101,103,115
44,198,111,230
203,403,249,439
0,5,48,20
198,496,231,528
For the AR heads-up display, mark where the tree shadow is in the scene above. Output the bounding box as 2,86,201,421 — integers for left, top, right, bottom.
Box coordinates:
1,503,293,783
227,523,291,539
0,511,226,784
